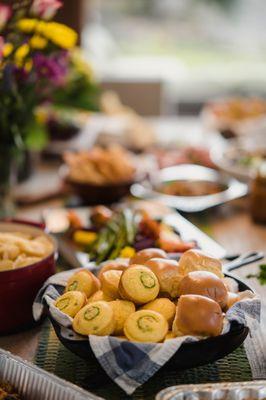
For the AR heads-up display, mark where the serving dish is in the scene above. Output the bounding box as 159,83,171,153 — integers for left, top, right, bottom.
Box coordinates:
0,349,102,400
48,273,251,370
211,139,266,182
131,165,248,212
0,221,57,334
43,202,227,266
156,381,266,400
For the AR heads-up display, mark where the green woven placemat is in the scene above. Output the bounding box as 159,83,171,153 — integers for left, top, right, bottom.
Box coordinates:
34,319,252,400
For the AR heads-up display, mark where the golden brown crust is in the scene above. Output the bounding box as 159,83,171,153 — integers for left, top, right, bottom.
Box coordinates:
140,298,176,327
65,269,100,297
97,260,128,280
110,300,136,335
87,290,113,303
145,258,183,298
55,291,87,318
178,271,228,309
100,269,123,299
119,265,160,304
129,248,167,265
73,301,115,336
124,310,168,342
173,295,223,337
178,249,223,278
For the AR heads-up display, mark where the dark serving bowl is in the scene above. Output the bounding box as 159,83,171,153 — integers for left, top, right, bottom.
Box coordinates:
61,165,145,205
48,274,251,371
0,221,57,335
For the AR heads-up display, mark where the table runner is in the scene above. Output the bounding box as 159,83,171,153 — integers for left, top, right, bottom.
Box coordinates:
34,319,253,400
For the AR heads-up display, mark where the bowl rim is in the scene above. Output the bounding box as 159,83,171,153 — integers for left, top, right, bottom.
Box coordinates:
0,221,57,276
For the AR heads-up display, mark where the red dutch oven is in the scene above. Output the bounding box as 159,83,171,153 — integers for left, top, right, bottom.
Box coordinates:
0,221,57,335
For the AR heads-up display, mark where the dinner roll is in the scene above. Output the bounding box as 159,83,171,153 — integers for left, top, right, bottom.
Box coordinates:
129,248,167,265
87,290,113,303
110,300,135,335
97,260,128,280
145,258,183,298
140,298,176,327
73,301,115,336
55,291,86,318
226,292,240,310
124,310,168,342
179,249,223,278
65,269,100,297
173,295,223,337
119,265,160,304
100,269,123,299
178,271,228,309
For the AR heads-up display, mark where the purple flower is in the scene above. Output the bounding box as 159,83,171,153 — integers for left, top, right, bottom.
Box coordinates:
33,52,68,86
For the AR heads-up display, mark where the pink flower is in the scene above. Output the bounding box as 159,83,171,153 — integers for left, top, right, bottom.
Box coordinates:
0,4,12,31
31,0,62,20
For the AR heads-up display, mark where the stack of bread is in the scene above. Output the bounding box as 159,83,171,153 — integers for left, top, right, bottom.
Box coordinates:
55,248,241,343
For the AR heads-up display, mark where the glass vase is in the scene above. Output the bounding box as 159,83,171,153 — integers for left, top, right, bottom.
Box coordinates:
0,147,22,218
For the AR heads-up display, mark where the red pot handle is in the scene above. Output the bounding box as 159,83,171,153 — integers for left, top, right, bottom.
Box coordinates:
1,218,46,230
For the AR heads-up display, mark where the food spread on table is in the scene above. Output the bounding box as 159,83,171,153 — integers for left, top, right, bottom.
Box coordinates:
157,180,227,197
0,232,53,271
0,381,22,400
66,206,196,263
63,145,137,185
54,248,250,342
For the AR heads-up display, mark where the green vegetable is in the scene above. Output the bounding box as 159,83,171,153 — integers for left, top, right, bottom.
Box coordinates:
246,264,266,285
88,209,139,264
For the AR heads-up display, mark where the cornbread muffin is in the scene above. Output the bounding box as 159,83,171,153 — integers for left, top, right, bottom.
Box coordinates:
173,295,223,337
65,269,100,297
140,298,176,327
110,299,136,335
55,291,87,318
87,290,113,303
97,260,128,280
100,269,123,299
124,310,168,342
73,301,115,336
119,265,160,304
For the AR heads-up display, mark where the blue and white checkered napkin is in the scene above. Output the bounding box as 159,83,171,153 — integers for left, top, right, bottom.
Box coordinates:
33,269,261,395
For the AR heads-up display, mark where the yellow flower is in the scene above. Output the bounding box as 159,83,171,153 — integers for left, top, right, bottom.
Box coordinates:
73,230,97,246
2,42,13,57
71,48,94,80
17,18,38,33
119,246,136,258
42,22,77,49
25,59,33,72
30,35,48,49
15,44,30,66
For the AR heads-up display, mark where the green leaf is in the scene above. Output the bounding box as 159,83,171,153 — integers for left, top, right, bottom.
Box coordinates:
24,120,48,150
